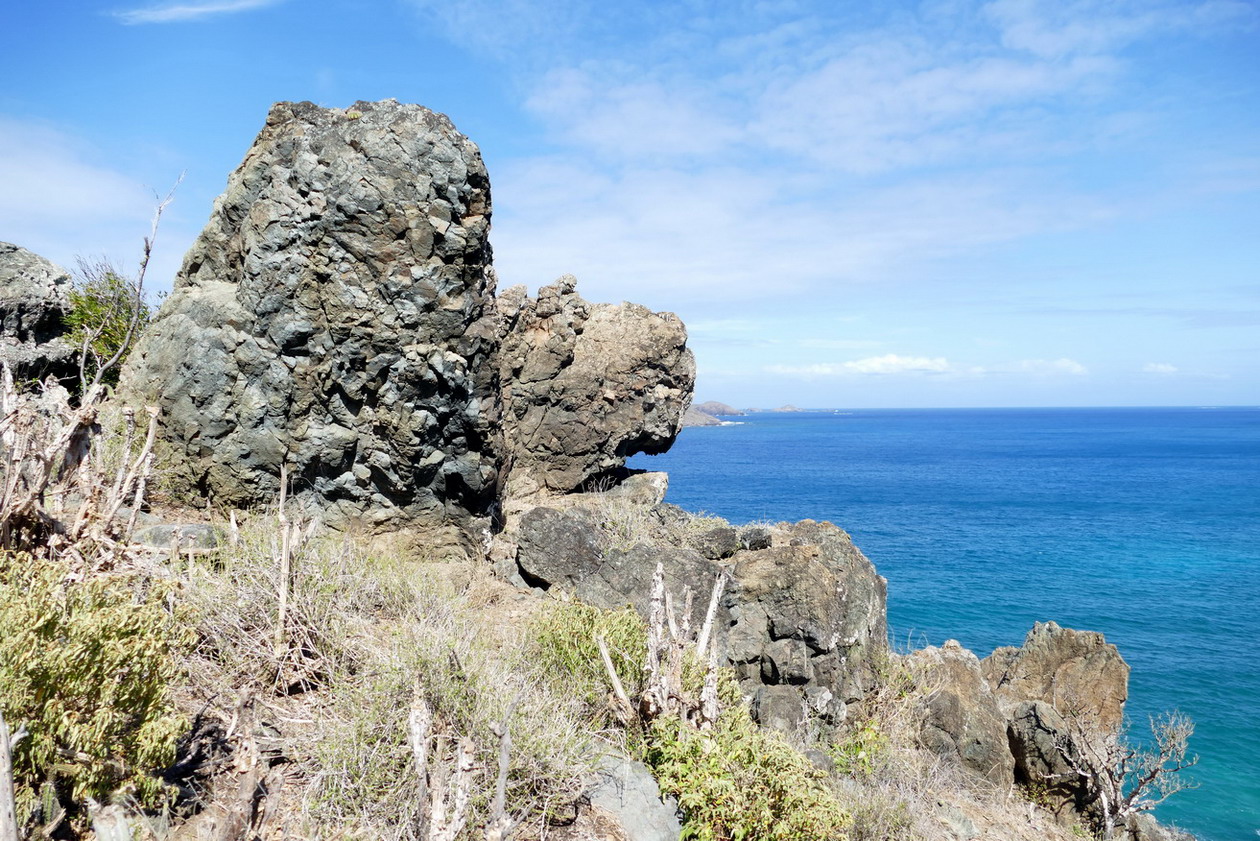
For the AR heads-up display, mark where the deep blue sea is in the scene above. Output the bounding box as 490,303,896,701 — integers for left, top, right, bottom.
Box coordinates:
629,407,1260,841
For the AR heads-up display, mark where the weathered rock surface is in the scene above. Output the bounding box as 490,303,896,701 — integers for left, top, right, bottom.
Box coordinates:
910,640,1015,787
121,101,695,529
1006,700,1087,820
121,100,499,527
0,242,76,384
516,502,887,728
725,520,888,711
496,276,694,497
982,621,1129,731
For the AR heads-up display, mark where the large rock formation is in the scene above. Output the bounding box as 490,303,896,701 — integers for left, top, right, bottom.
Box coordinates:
121,101,693,529
496,276,693,497
982,621,1129,731
122,100,499,526
0,242,76,384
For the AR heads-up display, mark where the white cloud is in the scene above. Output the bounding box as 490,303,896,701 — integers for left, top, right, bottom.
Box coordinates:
1143,362,1178,374
767,354,952,377
1018,358,1089,375
115,0,284,24
982,0,1255,58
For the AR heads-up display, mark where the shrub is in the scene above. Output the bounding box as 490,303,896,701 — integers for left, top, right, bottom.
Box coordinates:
66,260,152,390
643,673,851,841
0,552,190,826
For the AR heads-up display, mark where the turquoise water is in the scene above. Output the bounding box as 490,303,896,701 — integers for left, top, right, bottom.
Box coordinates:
629,407,1260,840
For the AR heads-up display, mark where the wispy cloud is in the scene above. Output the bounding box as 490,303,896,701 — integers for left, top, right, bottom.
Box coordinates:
767,355,953,377
1018,358,1089,376
1143,362,1178,374
115,0,284,24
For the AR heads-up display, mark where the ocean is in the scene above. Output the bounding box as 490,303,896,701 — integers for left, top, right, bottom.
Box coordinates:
629,407,1260,841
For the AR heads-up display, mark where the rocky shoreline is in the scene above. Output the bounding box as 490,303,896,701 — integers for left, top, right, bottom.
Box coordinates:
0,100,1195,841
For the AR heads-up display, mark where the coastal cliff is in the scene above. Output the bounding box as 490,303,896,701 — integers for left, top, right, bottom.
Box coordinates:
0,101,1194,841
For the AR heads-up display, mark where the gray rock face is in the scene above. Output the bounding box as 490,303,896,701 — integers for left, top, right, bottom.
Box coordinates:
909,640,1015,787
982,620,1130,732
513,508,888,728
0,242,76,384
1006,700,1086,819
550,757,681,841
496,276,694,497
724,520,888,709
516,504,722,628
120,100,499,527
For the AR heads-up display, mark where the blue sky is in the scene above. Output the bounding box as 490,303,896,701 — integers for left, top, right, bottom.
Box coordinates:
3,0,1257,408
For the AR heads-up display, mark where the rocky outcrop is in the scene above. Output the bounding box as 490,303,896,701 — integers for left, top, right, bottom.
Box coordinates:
513,502,887,731
151,102,504,523
121,100,500,527
982,621,1129,731
121,102,694,529
0,242,76,384
1005,700,1086,820
909,640,1014,787
496,276,694,498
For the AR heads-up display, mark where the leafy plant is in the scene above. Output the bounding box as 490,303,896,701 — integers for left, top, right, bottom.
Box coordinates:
66,260,152,391
643,673,851,841
0,552,190,826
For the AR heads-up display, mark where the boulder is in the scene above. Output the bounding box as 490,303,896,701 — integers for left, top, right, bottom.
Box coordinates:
909,640,1014,788
120,100,499,527
0,242,76,384
496,276,694,497
550,757,681,841
982,621,1129,732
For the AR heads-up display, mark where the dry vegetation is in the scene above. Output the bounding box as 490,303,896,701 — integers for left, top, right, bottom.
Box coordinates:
0,365,1164,841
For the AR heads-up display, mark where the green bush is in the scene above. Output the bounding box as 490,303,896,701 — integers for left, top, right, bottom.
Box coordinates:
643,674,851,841
0,552,190,825
66,264,152,388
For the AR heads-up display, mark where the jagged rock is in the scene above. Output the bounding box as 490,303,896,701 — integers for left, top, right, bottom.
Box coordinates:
909,640,1015,788
724,519,888,709
982,621,1130,732
496,276,694,497
752,685,807,732
1006,700,1086,819
120,100,499,527
0,242,76,384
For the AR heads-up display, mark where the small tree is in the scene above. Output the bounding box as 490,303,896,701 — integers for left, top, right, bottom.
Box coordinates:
1055,710,1198,838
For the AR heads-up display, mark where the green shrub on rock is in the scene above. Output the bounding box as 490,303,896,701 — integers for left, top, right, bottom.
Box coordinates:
0,552,189,825
644,677,851,841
